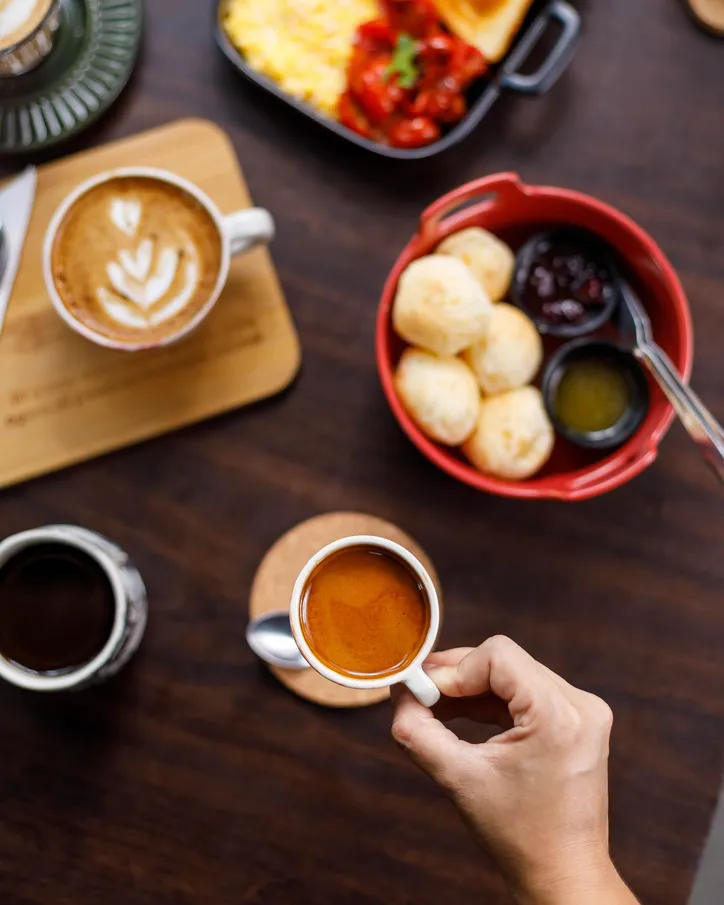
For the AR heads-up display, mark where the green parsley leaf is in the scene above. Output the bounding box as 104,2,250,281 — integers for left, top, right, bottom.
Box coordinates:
385,33,419,89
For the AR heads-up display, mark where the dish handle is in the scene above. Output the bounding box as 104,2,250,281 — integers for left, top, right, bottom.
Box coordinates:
419,172,526,243
549,442,660,502
499,0,581,96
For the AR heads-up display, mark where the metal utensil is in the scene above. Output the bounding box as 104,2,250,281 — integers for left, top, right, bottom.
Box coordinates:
246,611,309,671
689,778,724,905
0,166,38,337
618,281,724,483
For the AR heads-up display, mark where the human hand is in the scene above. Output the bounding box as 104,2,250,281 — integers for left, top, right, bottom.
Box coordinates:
391,637,636,905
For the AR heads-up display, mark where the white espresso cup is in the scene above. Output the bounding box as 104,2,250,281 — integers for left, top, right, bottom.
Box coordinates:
0,525,148,692
290,535,441,707
43,166,275,351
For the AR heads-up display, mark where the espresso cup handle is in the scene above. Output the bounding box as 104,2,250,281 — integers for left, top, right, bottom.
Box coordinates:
223,208,275,257
403,667,441,707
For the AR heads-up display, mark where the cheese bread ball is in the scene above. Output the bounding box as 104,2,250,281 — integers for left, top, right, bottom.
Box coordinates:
437,227,515,303
462,386,554,480
392,255,493,357
395,348,480,446
462,303,543,395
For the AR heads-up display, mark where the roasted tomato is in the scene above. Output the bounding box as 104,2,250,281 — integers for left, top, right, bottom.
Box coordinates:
387,116,440,148
340,0,489,149
348,55,406,125
338,91,376,140
409,83,467,122
355,19,397,52
380,0,439,37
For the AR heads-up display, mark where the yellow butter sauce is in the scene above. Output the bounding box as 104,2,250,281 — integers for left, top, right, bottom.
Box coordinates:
555,359,631,434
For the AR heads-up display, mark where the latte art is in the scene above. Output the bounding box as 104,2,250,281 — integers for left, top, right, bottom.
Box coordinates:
95,198,203,329
50,176,223,346
0,0,52,49
99,238,200,328
110,198,141,237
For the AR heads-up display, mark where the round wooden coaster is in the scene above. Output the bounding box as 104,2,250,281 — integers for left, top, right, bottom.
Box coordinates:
249,512,442,708
687,0,724,35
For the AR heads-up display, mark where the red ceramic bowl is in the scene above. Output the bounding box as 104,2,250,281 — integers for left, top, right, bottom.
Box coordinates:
376,173,694,501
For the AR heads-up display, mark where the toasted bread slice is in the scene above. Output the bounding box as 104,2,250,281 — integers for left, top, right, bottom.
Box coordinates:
436,0,535,62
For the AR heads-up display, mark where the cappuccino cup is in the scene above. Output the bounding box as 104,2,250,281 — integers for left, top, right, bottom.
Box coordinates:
43,167,274,351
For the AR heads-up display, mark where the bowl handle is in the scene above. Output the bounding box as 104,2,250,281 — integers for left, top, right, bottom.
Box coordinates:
549,443,660,502
419,172,527,244
499,1,581,96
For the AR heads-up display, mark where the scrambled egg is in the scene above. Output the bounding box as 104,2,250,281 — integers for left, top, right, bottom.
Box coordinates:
223,0,377,116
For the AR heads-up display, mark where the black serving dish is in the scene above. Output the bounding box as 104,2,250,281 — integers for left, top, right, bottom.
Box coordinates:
215,0,581,160
513,226,622,339
541,339,650,450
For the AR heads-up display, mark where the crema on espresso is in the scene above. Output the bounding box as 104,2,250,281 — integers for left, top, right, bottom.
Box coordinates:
300,545,430,679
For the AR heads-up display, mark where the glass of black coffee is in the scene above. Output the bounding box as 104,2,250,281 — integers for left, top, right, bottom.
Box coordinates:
0,526,147,692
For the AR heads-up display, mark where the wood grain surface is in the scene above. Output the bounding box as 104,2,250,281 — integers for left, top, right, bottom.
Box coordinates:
0,1,723,904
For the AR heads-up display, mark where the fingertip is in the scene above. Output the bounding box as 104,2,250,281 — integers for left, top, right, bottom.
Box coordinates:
391,692,424,748
390,685,427,738
390,712,414,748
424,647,475,669
421,664,460,696
390,682,418,709
391,683,427,717
392,709,469,789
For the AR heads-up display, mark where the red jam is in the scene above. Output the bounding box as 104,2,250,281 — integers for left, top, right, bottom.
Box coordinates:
519,235,616,328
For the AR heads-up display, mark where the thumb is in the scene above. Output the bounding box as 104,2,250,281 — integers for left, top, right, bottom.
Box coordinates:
391,685,468,788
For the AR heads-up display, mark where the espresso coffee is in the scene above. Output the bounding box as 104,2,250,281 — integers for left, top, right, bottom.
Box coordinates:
0,543,116,674
300,545,430,679
51,176,223,346
0,0,52,50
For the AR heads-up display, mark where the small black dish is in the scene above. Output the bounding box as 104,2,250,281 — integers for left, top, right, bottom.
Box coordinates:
541,339,650,450
513,227,621,339
215,0,580,160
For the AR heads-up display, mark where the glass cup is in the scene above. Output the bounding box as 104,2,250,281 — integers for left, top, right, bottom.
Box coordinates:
0,0,62,77
0,525,147,692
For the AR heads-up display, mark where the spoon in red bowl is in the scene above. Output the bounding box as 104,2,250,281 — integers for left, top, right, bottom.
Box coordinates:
618,281,724,483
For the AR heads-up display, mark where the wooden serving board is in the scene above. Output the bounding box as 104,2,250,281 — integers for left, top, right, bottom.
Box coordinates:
0,119,301,489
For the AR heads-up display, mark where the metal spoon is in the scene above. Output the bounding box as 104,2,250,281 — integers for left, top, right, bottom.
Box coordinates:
246,611,310,671
618,280,724,483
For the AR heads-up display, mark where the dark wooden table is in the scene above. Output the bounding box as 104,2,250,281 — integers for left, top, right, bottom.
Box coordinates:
1,1,723,903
